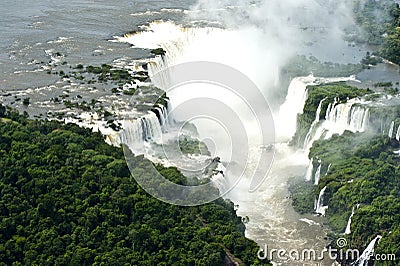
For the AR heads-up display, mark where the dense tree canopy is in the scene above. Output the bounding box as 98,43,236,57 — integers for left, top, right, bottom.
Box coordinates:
311,134,400,265
353,0,400,64
0,106,269,265
292,130,400,264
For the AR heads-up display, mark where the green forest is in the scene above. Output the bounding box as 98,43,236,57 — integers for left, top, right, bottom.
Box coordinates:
353,0,400,64
309,133,400,265
0,105,269,266
290,82,400,265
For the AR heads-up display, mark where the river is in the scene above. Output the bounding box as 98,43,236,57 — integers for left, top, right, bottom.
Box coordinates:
1,1,398,265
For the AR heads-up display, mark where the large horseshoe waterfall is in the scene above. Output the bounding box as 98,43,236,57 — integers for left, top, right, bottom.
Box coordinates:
2,1,400,265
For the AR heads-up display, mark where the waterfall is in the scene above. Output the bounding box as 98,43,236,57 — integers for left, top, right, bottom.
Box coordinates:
396,125,400,141
277,75,315,141
315,186,328,216
148,57,171,91
388,121,395,138
154,107,166,132
344,206,355,235
117,22,362,150
115,21,225,91
113,22,184,154
210,162,228,191
305,158,314,181
120,112,163,153
325,100,369,135
354,235,382,266
314,163,322,185
325,163,331,176
324,100,334,121
154,104,170,132
304,98,327,148
304,98,369,150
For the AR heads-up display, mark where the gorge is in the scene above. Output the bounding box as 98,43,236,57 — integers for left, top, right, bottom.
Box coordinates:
0,0,400,265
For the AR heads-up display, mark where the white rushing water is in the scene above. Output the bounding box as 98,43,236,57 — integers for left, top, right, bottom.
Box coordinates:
396,125,400,141
304,98,369,150
154,104,170,132
314,162,322,185
388,121,395,138
325,101,369,134
115,20,371,265
115,20,285,95
305,158,314,181
276,76,313,141
304,97,327,148
344,206,355,235
211,162,228,192
325,163,331,176
119,112,163,152
315,186,328,216
355,235,382,266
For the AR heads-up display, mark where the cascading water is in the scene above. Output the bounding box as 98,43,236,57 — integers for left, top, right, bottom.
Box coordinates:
154,104,170,132
396,125,400,141
344,206,355,235
325,101,369,133
154,107,165,129
305,158,314,181
354,235,382,266
325,163,331,176
388,121,395,138
314,162,322,185
116,21,228,91
115,20,366,265
119,111,163,153
315,186,328,216
304,98,369,150
325,97,337,120
211,162,227,192
276,75,314,141
115,22,239,194
304,98,326,148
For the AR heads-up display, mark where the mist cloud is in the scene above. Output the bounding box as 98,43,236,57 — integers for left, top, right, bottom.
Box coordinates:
182,0,358,102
